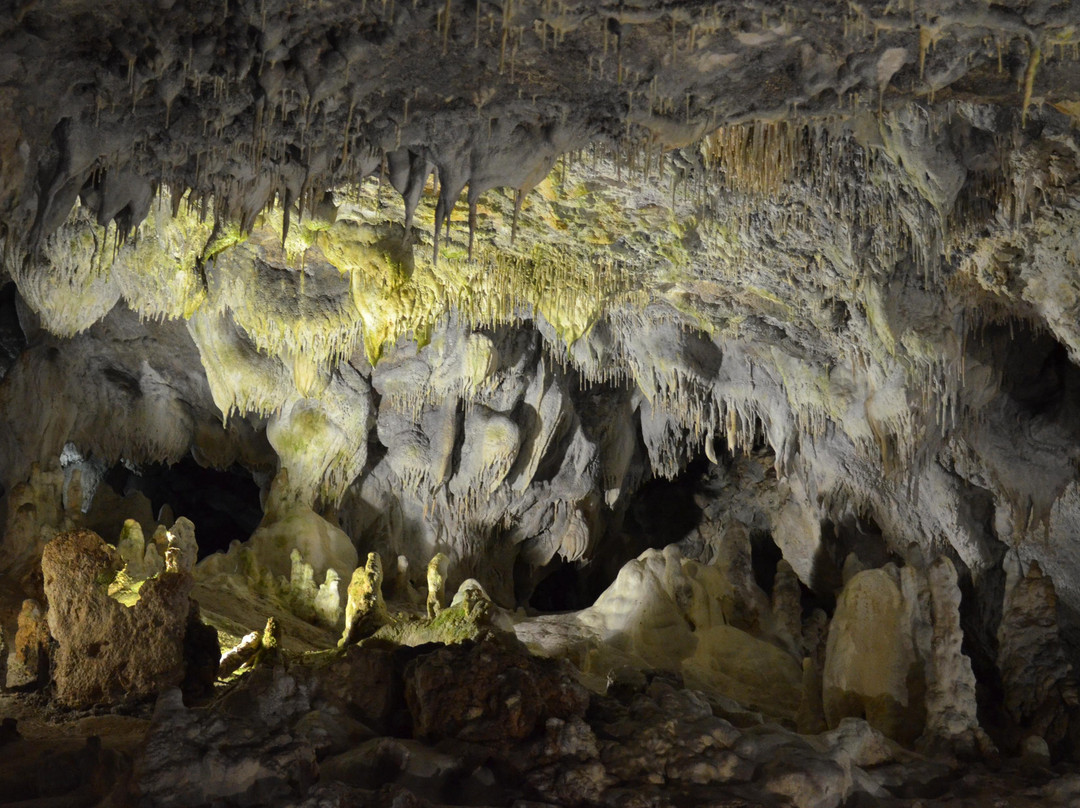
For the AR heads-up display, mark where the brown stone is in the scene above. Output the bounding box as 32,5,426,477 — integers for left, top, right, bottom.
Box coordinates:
7,598,50,688
293,643,401,733
405,637,589,743
41,529,202,707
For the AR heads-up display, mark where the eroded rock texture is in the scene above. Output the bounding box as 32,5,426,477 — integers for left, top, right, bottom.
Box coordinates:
41,529,215,707
3,0,1080,803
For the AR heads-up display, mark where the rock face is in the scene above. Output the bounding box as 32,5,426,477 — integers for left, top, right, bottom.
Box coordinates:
921,556,991,757
4,0,1080,800
823,558,992,754
823,567,923,743
135,670,317,808
517,544,805,721
6,598,49,689
0,0,1078,624
997,555,1078,752
405,638,589,743
0,461,73,583
41,529,212,707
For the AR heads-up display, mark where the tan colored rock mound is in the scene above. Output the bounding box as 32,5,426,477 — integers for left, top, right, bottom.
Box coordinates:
41,529,203,707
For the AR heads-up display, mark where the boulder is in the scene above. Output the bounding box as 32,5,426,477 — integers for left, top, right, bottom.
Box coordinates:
405,638,588,742
41,529,213,707
134,670,316,807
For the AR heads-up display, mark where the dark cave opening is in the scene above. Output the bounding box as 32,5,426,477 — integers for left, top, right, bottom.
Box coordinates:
525,453,710,612
990,320,1080,422
528,558,591,612
812,513,899,597
101,457,263,558
749,528,784,596
0,281,27,380
622,453,709,551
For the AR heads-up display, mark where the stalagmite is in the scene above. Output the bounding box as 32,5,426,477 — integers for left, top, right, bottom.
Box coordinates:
997,555,1078,750
426,552,449,619
919,556,993,758
4,3,1080,804
340,551,388,645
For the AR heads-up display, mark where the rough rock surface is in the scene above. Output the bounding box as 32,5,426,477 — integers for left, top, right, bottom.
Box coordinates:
134,670,317,808
997,554,1078,752
341,551,389,645
823,566,923,743
518,544,804,721
405,638,589,743
6,598,49,689
3,0,1080,802
41,529,208,707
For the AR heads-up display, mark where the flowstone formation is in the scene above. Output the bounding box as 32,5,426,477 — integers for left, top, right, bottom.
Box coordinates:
4,0,1080,804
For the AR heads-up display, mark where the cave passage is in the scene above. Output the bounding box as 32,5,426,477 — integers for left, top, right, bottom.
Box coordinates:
104,457,263,557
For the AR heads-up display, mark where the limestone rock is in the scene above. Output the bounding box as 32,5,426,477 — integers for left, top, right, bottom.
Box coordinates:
714,522,772,634
117,519,155,580
219,630,262,679
759,747,853,808
823,566,922,743
0,462,70,580
823,558,994,754
772,558,804,654
164,516,198,573
196,493,356,628
6,598,49,689
919,556,993,757
545,544,802,721
997,556,1077,751
385,554,422,604
134,669,316,807
247,504,358,590
288,547,320,621
41,529,203,707
293,643,400,733
596,678,748,789
797,657,828,735
682,625,803,721
313,567,342,628
405,639,588,743
340,551,388,645
425,552,448,619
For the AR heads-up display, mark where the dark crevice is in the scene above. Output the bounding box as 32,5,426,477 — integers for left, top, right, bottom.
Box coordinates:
0,282,27,379
749,529,784,596
988,321,1080,423
527,558,592,612
103,457,263,557
621,453,709,553
524,453,710,612
811,514,898,596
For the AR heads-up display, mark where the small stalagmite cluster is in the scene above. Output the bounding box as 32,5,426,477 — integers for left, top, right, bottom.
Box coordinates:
4,0,1080,806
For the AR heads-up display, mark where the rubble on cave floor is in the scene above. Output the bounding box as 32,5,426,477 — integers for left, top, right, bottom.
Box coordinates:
2,637,1080,808
1,510,1079,807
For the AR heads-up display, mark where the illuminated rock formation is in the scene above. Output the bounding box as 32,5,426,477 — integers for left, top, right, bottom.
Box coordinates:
40,529,217,707
3,0,1080,802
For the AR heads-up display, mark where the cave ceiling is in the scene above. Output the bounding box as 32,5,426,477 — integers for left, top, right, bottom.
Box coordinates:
3,0,1080,609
